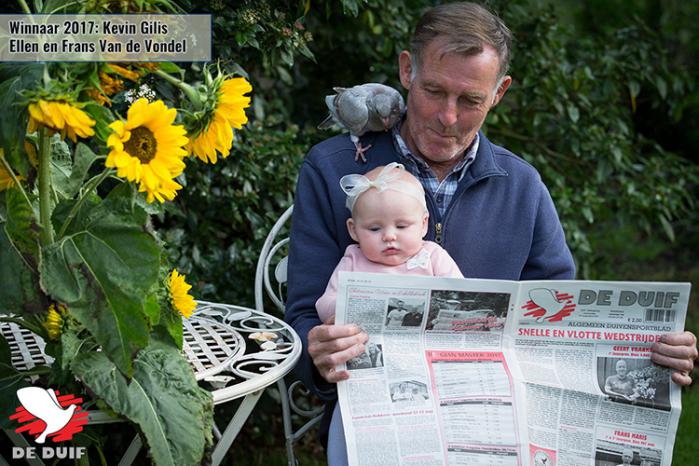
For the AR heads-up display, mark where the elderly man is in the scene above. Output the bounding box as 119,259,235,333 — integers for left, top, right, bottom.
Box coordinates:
285,2,697,464
605,359,639,401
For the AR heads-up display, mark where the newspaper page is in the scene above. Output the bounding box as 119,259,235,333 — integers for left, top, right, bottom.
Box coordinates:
334,272,690,466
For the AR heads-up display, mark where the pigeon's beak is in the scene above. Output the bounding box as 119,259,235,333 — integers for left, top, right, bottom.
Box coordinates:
381,116,391,130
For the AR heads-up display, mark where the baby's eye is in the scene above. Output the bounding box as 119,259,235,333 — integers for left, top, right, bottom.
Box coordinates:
368,226,381,232
396,224,408,229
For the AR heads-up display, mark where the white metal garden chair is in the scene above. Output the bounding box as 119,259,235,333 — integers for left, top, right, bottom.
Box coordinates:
254,204,324,466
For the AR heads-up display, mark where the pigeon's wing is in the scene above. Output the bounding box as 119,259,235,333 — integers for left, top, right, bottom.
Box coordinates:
335,86,370,136
46,388,62,409
529,288,566,315
16,387,54,420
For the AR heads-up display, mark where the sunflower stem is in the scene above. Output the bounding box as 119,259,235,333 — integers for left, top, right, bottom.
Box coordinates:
57,168,112,238
42,64,51,88
155,69,203,109
38,127,54,246
0,152,32,208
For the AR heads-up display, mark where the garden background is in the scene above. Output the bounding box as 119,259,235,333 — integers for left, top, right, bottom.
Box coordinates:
1,0,698,464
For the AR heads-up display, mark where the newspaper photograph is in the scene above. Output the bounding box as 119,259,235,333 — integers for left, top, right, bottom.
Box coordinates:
334,272,690,466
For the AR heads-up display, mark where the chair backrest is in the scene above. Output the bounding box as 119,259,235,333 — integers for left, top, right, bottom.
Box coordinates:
254,205,293,315
252,204,324,465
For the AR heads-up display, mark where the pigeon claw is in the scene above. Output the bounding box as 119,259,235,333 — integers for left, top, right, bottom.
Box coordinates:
354,142,372,163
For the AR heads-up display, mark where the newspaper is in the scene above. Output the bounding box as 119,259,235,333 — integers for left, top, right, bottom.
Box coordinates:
335,272,690,466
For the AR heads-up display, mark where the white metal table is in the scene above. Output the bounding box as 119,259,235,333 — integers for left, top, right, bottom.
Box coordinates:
1,301,301,466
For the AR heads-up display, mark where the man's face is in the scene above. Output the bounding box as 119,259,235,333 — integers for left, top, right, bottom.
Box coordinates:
398,38,511,168
616,360,628,378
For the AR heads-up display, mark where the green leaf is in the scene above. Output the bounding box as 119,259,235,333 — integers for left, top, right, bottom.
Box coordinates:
60,326,87,371
628,80,641,98
63,143,99,199
156,62,183,74
655,77,667,99
72,347,213,466
41,184,159,375
83,102,115,143
658,214,675,242
566,104,579,123
50,136,73,199
143,293,161,327
0,226,41,314
5,187,39,258
157,306,183,350
0,77,29,175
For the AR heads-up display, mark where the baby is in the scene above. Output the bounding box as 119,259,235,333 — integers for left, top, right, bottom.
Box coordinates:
316,162,463,323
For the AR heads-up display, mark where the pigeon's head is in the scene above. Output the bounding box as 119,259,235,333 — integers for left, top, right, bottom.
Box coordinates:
370,92,405,130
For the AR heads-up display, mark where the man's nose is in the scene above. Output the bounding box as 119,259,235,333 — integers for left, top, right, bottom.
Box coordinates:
438,98,458,127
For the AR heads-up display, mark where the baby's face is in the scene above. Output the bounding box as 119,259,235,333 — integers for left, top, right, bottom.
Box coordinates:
347,188,428,266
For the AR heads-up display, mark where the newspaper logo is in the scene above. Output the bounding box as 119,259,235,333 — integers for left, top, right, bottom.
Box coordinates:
9,387,88,443
522,288,575,322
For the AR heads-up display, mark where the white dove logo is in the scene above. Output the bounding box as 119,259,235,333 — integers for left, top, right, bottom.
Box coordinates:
523,288,575,322
15,387,79,444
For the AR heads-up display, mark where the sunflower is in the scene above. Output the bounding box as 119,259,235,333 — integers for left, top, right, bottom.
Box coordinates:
0,148,23,191
0,165,16,191
168,269,196,318
105,98,189,203
188,77,252,164
87,71,126,106
27,99,96,143
107,63,142,82
44,304,66,341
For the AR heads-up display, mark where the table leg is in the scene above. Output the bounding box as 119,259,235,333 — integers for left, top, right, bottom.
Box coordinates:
3,430,45,466
211,390,264,466
117,435,143,466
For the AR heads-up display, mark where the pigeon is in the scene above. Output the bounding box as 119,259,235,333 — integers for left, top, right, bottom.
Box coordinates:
319,83,405,163
528,288,567,321
16,387,78,443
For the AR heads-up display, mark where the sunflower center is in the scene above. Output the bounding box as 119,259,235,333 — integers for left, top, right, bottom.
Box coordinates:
124,126,157,163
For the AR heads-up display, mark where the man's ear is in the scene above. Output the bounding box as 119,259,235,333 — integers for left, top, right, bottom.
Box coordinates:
421,211,429,238
399,51,413,90
491,75,512,108
347,218,358,242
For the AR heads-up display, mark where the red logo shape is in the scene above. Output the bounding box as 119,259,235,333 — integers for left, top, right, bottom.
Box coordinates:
522,288,575,322
10,387,88,443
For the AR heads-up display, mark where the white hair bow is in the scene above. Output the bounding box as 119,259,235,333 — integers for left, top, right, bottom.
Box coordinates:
339,162,426,212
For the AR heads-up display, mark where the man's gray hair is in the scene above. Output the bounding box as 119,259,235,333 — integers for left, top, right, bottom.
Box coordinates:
410,2,512,80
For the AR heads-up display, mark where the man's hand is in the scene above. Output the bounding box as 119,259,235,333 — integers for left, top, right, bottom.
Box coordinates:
308,320,368,383
651,331,698,386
